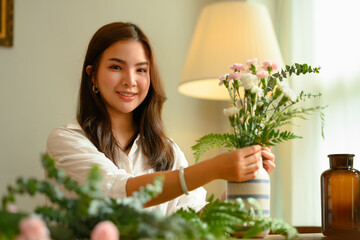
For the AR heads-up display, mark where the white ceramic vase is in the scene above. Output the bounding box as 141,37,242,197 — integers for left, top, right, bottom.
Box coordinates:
226,161,270,238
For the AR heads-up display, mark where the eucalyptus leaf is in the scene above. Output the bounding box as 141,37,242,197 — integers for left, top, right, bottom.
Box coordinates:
0,156,299,239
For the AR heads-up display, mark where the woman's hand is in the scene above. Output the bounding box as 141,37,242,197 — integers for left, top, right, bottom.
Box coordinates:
214,145,262,182
261,147,276,174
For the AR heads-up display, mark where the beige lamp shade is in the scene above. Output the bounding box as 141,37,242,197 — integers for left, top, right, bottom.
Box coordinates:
179,1,284,100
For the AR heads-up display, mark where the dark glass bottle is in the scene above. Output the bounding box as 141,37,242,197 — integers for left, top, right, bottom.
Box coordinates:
321,154,360,237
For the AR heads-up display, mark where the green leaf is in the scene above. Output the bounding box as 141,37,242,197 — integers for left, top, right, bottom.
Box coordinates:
0,211,26,238
243,219,269,238
48,225,75,240
192,133,236,163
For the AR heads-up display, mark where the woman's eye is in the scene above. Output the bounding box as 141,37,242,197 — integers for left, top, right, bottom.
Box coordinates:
137,68,147,73
110,65,121,70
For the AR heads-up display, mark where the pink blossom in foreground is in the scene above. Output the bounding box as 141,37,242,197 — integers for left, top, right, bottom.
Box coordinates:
230,63,245,71
91,221,120,240
257,70,269,79
17,216,50,240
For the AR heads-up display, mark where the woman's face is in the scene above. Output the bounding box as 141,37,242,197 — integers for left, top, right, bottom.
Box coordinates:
91,40,150,118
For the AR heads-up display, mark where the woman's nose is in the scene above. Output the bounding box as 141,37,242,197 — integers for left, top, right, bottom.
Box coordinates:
121,70,136,87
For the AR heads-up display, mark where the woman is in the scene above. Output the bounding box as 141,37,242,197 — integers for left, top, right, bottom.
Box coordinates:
46,22,275,215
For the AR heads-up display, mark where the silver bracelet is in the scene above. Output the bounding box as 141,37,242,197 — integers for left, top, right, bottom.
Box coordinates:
179,166,189,195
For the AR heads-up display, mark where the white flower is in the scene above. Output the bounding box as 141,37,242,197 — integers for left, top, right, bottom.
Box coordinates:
251,86,264,97
223,107,239,117
276,79,297,102
240,73,258,90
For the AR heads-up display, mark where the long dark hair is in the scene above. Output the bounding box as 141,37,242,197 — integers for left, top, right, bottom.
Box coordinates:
77,22,174,171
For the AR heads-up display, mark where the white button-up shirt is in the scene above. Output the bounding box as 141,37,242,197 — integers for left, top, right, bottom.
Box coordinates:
46,119,207,215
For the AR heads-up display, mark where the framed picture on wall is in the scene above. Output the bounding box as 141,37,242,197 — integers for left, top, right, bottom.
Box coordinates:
0,0,14,47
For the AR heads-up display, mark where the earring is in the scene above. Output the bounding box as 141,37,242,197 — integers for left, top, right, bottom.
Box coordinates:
92,85,99,94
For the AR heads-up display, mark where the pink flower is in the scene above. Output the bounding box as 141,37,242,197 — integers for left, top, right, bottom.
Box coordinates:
257,70,269,79
17,216,50,240
246,58,258,66
91,221,120,240
218,74,227,86
228,72,241,81
219,74,227,81
262,60,272,70
7,204,18,213
262,60,279,72
230,63,245,71
271,62,279,71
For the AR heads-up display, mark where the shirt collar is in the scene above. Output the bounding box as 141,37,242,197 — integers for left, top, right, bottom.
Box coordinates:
67,118,141,149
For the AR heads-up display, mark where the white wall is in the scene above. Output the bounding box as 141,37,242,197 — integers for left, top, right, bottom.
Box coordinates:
0,0,229,211
1,0,282,215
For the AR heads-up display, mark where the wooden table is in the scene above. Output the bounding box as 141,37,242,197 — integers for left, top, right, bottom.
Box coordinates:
242,232,356,239
243,233,324,239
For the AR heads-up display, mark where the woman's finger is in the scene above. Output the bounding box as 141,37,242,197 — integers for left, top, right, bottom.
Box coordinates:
241,169,260,181
263,160,276,174
262,146,271,152
261,149,275,162
238,145,262,157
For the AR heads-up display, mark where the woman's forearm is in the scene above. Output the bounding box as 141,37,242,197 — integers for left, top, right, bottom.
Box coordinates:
126,157,220,207
126,145,263,207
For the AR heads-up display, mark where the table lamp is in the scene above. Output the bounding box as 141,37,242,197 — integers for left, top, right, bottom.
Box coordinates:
179,1,284,100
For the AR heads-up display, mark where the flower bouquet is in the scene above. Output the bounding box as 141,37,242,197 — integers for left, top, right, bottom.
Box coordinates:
191,59,324,238
192,59,325,162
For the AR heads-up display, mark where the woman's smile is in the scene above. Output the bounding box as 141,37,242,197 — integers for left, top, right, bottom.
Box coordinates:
116,91,137,101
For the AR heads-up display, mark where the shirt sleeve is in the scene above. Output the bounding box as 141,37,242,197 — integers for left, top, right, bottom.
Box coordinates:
46,126,133,199
170,141,208,212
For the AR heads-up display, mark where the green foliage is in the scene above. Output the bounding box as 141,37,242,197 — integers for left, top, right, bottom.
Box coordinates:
0,155,195,240
0,211,26,239
0,155,298,239
193,62,326,161
174,195,299,239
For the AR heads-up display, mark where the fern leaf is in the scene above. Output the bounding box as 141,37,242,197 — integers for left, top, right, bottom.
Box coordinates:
192,133,235,163
268,131,301,145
